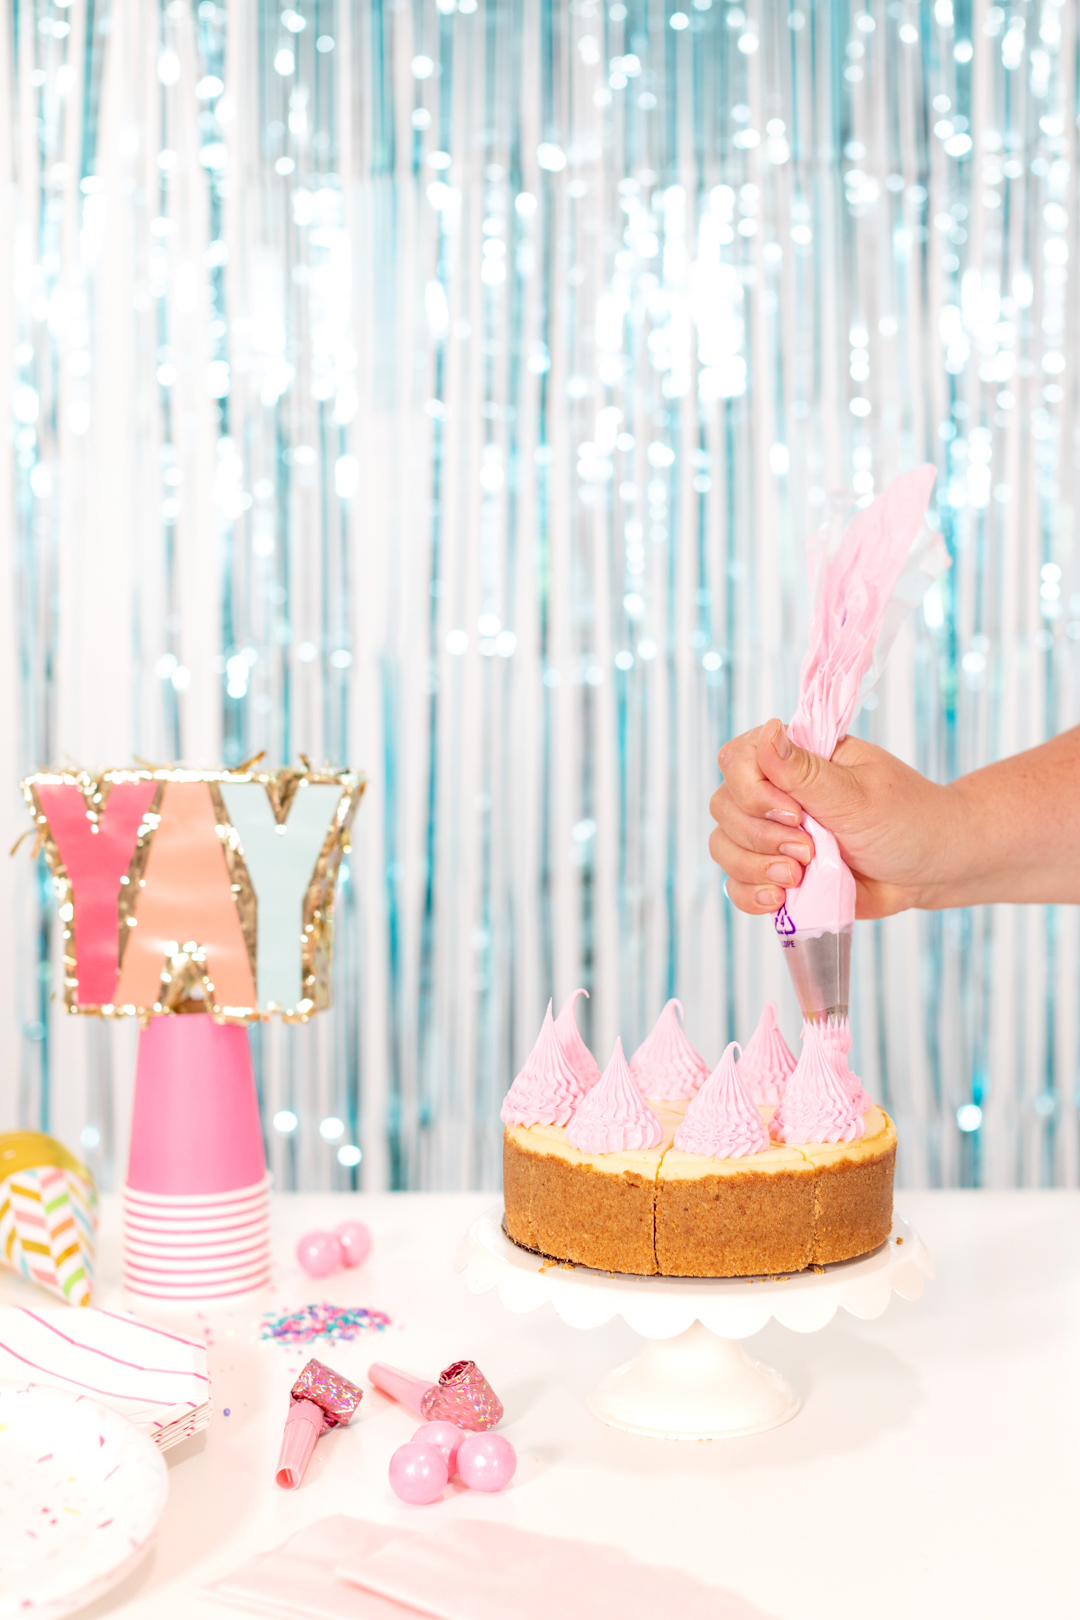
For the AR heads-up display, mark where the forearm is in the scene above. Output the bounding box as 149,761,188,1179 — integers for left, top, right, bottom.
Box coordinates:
916,726,1080,908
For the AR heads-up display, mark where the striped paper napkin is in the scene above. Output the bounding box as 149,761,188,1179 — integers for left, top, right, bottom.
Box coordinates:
0,1304,210,1451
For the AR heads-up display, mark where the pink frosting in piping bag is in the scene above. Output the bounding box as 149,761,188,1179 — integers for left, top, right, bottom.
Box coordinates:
783,465,941,936
736,1001,796,1105
817,1016,872,1113
771,1021,865,1145
500,1002,588,1127
566,1039,663,1153
673,1043,769,1159
553,989,602,1091
629,999,709,1100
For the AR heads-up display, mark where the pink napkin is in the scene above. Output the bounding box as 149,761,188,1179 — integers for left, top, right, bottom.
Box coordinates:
205,1518,403,1618
205,1515,774,1620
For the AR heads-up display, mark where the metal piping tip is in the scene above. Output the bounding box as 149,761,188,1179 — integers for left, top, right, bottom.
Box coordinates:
774,912,853,1024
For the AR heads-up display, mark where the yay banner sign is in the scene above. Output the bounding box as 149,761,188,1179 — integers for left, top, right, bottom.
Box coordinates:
22,767,364,1023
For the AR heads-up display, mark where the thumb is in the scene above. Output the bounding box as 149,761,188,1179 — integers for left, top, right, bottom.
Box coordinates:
757,720,860,826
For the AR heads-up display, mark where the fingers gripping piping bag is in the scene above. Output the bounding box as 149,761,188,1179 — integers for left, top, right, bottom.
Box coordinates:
777,465,946,1021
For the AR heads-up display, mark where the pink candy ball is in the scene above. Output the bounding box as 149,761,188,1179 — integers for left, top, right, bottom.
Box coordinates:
335,1219,372,1268
455,1432,517,1492
389,1441,448,1505
296,1230,343,1278
412,1420,465,1476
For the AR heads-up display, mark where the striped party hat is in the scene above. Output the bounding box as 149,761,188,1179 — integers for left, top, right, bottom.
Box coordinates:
0,1133,98,1306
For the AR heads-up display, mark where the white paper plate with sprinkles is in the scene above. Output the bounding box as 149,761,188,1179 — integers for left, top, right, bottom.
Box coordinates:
0,1382,169,1619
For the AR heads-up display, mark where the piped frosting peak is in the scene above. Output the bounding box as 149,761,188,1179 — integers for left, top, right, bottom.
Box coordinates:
554,989,602,1092
771,1021,865,1145
736,1002,796,1105
673,1043,770,1159
818,1016,872,1113
629,999,709,1100
566,1039,662,1154
500,1003,585,1128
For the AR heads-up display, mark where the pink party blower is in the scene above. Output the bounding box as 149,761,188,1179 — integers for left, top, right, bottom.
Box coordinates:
368,1358,503,1430
276,1358,364,1490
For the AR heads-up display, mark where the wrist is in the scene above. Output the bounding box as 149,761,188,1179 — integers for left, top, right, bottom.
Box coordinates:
910,778,984,909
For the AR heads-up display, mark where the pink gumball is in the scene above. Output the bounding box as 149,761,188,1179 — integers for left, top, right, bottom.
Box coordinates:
296,1230,342,1278
412,1420,465,1477
389,1441,448,1505
335,1219,372,1268
456,1432,516,1492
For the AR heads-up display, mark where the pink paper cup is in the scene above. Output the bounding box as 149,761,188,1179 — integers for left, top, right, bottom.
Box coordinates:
123,1211,269,1239
126,1016,267,1196
123,1255,271,1285
124,1255,271,1279
122,1174,271,1210
123,1233,269,1260
122,1204,270,1233
125,1275,270,1302
124,1247,269,1271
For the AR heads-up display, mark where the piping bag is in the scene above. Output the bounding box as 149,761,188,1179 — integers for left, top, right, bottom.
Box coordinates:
368,1358,504,1430
776,465,947,1022
276,1358,364,1489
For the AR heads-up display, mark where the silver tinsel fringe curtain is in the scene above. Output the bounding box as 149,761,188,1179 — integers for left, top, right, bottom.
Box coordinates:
1,0,1077,1192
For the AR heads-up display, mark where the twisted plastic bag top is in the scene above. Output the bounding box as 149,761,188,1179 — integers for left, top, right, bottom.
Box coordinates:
782,465,946,936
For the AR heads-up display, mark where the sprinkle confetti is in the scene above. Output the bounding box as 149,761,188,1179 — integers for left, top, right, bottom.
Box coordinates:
260,1304,392,1347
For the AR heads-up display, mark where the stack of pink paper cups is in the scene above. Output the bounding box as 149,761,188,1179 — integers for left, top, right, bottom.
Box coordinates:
122,1014,271,1303
122,1176,271,1302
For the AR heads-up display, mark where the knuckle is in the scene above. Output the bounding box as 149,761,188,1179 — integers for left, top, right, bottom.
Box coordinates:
747,820,777,855
718,734,753,780
790,747,816,788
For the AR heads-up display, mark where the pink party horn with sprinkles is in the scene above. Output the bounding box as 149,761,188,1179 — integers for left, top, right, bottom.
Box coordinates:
368,1358,503,1431
276,1357,363,1489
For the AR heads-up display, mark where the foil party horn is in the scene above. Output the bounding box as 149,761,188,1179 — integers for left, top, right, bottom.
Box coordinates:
276,1357,363,1489
368,1358,503,1431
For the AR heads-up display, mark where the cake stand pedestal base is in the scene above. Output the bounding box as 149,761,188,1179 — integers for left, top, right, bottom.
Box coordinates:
457,1206,933,1442
588,1320,799,1439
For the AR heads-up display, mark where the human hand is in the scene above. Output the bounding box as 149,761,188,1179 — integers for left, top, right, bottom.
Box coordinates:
709,720,962,919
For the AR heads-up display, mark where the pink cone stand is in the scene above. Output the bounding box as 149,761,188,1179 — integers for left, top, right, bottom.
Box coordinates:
122,1014,271,1301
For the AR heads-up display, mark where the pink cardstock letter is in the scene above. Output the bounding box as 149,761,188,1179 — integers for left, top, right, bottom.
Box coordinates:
35,781,158,1007
113,781,257,1012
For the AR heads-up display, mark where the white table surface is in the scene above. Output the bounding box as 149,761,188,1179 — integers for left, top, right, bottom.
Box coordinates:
1,1190,1076,1620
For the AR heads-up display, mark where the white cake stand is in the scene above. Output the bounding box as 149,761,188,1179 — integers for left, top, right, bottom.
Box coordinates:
456,1205,933,1441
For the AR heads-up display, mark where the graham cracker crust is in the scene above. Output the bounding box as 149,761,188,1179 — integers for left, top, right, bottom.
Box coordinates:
503,1128,896,1278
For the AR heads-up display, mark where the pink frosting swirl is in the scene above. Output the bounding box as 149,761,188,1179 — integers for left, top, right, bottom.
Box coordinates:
771,1021,865,1145
673,1042,769,1159
817,1016,872,1112
629,999,709,1100
500,1002,586,1127
554,989,602,1091
566,1039,662,1153
736,1001,796,1105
